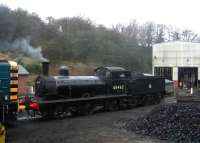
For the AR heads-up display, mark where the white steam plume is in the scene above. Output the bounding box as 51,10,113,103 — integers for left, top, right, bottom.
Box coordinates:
0,38,48,61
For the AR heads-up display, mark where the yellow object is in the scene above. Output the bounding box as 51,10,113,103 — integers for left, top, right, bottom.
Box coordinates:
10,95,17,100
10,88,18,92
0,124,5,143
10,80,18,85
8,61,18,70
18,105,26,113
10,73,18,77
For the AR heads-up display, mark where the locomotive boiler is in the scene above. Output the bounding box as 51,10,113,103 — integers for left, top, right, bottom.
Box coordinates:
35,61,132,99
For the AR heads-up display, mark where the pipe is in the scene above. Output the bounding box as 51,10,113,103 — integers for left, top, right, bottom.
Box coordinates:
41,60,49,76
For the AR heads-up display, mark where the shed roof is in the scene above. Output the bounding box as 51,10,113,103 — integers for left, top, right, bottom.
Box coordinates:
18,65,29,75
153,41,200,48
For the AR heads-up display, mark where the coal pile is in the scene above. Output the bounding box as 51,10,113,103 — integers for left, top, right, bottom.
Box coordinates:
125,103,200,143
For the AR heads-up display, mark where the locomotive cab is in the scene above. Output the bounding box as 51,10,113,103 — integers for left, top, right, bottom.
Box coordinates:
95,67,131,94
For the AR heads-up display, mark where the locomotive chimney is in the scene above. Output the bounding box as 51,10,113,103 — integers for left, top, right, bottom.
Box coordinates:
41,59,50,76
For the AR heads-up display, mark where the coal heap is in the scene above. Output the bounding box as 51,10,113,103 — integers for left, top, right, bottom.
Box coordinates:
125,103,200,143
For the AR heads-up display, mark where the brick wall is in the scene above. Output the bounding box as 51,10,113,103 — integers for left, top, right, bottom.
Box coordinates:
18,75,29,96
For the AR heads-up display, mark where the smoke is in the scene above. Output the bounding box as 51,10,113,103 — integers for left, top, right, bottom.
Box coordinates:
0,38,47,61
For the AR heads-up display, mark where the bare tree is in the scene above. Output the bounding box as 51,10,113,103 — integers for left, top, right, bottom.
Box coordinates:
172,29,181,41
122,20,139,46
112,24,125,33
181,29,198,41
46,16,55,24
154,24,165,43
138,22,155,48
165,25,173,41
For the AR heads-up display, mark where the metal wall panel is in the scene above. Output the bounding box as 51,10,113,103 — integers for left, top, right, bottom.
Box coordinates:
153,41,200,67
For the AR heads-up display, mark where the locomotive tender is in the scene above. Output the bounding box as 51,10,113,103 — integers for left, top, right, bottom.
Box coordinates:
35,61,165,117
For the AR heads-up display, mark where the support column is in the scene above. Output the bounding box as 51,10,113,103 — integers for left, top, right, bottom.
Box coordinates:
173,67,178,81
152,66,155,76
173,67,178,96
198,67,200,89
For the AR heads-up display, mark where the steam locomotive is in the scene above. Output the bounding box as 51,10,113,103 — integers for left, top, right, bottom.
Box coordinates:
35,61,165,118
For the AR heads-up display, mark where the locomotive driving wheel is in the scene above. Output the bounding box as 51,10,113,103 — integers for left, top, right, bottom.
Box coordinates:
41,111,54,119
104,100,119,112
54,105,64,118
80,103,93,115
80,92,94,115
119,98,128,110
127,97,138,108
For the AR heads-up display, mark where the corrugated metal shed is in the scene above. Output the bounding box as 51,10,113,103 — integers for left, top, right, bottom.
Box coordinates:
153,41,200,67
18,65,29,75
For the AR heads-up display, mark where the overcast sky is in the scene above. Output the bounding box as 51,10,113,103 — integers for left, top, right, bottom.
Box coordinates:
1,0,200,32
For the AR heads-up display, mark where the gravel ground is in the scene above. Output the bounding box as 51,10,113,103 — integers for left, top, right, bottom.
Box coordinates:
7,105,169,143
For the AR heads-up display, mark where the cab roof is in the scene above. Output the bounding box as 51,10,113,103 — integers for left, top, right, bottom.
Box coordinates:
95,66,128,72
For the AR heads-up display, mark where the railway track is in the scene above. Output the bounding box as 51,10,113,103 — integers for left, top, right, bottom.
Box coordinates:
163,95,177,104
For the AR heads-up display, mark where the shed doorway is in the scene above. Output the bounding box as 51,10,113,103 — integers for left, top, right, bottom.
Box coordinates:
178,67,198,88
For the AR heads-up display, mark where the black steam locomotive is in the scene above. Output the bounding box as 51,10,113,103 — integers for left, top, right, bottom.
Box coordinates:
35,61,165,118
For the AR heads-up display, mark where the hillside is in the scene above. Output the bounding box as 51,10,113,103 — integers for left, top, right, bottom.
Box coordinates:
0,5,155,74
0,52,97,75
